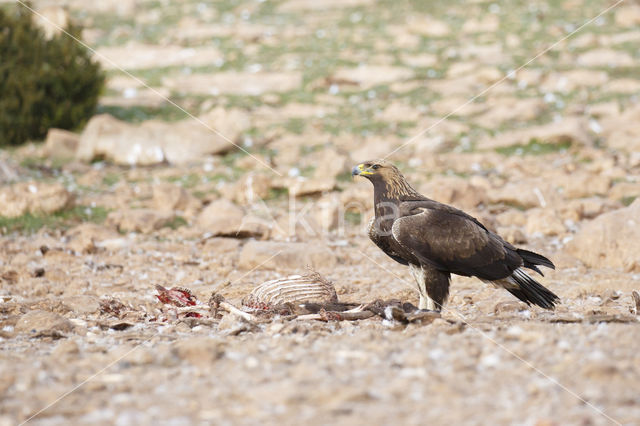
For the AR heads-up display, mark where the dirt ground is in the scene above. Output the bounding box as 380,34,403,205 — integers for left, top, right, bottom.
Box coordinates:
2,0,640,425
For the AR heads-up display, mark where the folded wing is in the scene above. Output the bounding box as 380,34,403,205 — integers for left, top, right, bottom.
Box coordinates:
391,200,523,280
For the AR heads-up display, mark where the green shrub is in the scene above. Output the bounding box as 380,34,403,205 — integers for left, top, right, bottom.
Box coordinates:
0,4,105,146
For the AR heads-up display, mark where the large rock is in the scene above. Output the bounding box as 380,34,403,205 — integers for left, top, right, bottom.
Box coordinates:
554,171,611,199
106,209,175,234
420,176,487,209
197,199,268,238
238,241,337,271
44,128,79,159
488,180,554,210
565,199,640,271
76,112,249,165
15,310,74,336
289,177,337,197
0,182,74,218
525,208,566,237
229,173,272,205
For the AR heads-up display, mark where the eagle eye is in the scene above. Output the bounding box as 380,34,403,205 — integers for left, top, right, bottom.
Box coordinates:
372,164,380,170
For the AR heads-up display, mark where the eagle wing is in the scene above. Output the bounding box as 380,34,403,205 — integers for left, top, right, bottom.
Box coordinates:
367,218,409,265
391,200,522,280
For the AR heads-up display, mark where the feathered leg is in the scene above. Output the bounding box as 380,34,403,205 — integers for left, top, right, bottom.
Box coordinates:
409,264,450,311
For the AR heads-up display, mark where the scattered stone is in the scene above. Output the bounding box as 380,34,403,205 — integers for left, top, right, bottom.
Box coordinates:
106,209,175,234
0,182,74,218
152,183,202,217
52,339,80,358
216,314,258,336
15,310,74,337
565,199,640,270
171,337,225,367
65,223,120,254
62,295,101,315
44,129,80,159
238,241,337,271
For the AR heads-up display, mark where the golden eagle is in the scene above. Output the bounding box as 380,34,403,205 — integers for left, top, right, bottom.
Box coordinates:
352,160,558,311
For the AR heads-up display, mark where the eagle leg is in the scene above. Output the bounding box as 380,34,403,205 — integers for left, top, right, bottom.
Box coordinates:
409,264,450,312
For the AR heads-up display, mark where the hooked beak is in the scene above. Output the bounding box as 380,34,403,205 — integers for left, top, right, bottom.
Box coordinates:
351,163,372,176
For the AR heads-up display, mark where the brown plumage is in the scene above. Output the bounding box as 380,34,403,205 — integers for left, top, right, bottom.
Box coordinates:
352,160,559,311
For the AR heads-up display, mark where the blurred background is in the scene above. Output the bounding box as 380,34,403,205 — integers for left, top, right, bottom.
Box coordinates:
1,0,639,424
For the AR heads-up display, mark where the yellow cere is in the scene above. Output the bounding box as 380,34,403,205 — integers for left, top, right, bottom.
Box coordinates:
358,164,374,175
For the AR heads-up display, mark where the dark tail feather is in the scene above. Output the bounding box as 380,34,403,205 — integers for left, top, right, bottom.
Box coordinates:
505,268,559,310
517,249,555,276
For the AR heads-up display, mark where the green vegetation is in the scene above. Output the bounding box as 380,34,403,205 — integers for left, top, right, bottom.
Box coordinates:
96,104,186,123
345,211,362,225
163,216,188,230
102,173,121,187
0,205,109,234
0,4,104,146
495,139,572,156
266,187,289,200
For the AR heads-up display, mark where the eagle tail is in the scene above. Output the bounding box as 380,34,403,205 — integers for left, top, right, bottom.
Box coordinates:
502,268,559,310
517,249,555,277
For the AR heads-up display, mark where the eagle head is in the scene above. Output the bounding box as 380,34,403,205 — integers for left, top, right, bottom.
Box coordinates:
351,160,400,181
352,160,420,198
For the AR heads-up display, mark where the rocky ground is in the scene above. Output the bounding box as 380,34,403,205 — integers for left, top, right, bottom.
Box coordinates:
1,0,640,424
